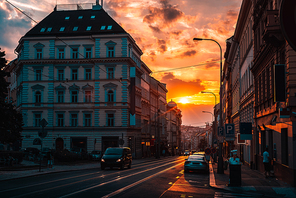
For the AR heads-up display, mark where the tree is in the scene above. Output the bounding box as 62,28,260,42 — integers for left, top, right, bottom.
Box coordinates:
0,49,23,145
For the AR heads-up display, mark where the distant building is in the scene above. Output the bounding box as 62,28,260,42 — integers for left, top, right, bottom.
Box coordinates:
5,3,168,158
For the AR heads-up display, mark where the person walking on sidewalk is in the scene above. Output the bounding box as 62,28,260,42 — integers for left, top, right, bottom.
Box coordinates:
263,148,270,178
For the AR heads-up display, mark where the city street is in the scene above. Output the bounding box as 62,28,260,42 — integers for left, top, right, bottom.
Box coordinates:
0,156,252,198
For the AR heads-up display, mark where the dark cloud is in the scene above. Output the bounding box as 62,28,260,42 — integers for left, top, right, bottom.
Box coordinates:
157,39,167,53
161,73,205,98
227,9,238,19
171,30,183,36
204,58,219,69
149,25,162,33
0,5,31,51
143,0,185,29
173,50,197,59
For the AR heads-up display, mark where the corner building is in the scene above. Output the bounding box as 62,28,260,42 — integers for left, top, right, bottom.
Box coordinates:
8,3,166,158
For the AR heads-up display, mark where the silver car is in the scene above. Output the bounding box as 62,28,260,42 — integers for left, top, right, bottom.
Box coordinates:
184,155,209,173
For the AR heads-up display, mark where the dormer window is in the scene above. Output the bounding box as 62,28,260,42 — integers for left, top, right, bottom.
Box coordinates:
65,16,70,20
73,27,78,31
60,27,65,32
107,25,112,30
91,15,95,19
101,26,106,30
86,26,92,31
78,16,83,19
47,27,52,32
40,28,46,32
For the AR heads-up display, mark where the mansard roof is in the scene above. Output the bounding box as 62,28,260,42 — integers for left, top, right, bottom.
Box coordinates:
25,7,127,37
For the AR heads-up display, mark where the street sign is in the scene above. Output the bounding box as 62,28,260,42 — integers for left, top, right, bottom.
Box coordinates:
211,147,217,154
38,128,47,139
40,119,48,127
237,133,246,144
225,124,235,138
240,122,252,140
33,138,41,145
205,148,211,155
218,126,224,137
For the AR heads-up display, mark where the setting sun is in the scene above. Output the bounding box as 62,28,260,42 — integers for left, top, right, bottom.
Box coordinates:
179,97,189,104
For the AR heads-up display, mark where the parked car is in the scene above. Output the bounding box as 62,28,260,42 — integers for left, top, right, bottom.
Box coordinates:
71,148,88,160
184,150,190,156
89,150,102,161
101,147,132,170
184,155,209,173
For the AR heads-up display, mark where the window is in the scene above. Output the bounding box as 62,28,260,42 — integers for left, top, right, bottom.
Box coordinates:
85,69,91,80
84,113,91,127
72,48,78,59
34,113,41,127
35,91,41,103
85,48,92,58
58,48,65,59
57,91,64,103
73,27,78,31
78,16,83,19
40,28,46,32
85,91,91,102
107,114,114,126
60,27,65,32
107,67,114,79
35,69,42,81
58,69,64,81
65,16,70,20
72,69,78,80
107,25,112,30
86,26,92,31
91,15,95,19
36,48,43,59
107,90,114,102
57,114,64,127
47,27,52,32
71,91,78,102
71,113,78,127
107,46,115,57
100,26,106,30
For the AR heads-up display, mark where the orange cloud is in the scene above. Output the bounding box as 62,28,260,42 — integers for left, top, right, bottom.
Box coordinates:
161,73,205,99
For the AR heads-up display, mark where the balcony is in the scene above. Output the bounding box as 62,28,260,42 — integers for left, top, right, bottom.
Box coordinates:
262,10,284,47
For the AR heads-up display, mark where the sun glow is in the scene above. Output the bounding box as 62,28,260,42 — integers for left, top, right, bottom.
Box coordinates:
179,97,190,104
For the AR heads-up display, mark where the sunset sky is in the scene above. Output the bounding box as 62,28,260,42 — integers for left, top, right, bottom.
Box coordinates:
0,0,242,126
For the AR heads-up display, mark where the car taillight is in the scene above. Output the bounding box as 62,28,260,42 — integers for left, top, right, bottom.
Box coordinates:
185,161,191,164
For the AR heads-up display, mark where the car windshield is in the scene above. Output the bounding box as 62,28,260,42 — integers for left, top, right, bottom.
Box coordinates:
188,156,205,161
104,148,123,155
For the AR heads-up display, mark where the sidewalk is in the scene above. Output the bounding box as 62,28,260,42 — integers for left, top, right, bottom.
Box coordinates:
0,157,165,181
209,160,296,197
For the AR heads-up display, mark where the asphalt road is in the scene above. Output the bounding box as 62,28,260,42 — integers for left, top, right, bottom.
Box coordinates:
0,156,244,198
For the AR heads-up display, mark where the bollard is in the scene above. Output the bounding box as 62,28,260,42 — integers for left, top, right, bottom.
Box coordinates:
229,164,241,186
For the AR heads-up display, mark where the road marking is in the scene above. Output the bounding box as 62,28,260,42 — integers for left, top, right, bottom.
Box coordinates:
179,170,184,174
169,182,173,184
176,176,180,178
209,161,216,186
59,160,184,198
102,162,184,198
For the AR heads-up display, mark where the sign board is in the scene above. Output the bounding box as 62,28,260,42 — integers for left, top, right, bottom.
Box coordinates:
33,138,41,145
211,147,217,154
218,126,224,137
279,108,290,118
240,122,252,140
40,119,48,127
205,148,211,155
38,129,47,139
225,124,235,138
237,133,246,144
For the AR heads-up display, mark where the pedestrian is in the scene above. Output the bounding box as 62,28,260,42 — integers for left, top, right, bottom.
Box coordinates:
263,148,270,178
47,151,53,169
229,151,240,165
162,149,165,157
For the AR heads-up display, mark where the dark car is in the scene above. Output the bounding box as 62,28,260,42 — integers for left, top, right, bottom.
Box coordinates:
101,147,132,170
184,155,209,173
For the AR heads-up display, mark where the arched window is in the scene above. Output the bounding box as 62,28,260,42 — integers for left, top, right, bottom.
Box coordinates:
35,91,41,103
107,90,114,102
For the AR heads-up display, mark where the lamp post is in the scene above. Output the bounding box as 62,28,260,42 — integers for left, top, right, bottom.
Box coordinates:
193,37,224,174
202,111,214,122
201,91,217,106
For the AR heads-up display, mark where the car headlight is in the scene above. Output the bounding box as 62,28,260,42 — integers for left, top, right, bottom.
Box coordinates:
101,159,105,162
116,158,122,162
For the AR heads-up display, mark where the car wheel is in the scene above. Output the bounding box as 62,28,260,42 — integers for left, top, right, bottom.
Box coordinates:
128,161,131,169
101,165,105,170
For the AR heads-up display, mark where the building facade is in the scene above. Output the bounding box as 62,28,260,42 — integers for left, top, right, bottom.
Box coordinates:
5,3,169,158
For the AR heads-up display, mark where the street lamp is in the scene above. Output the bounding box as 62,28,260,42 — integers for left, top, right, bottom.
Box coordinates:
201,91,217,106
202,111,214,122
193,37,224,174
